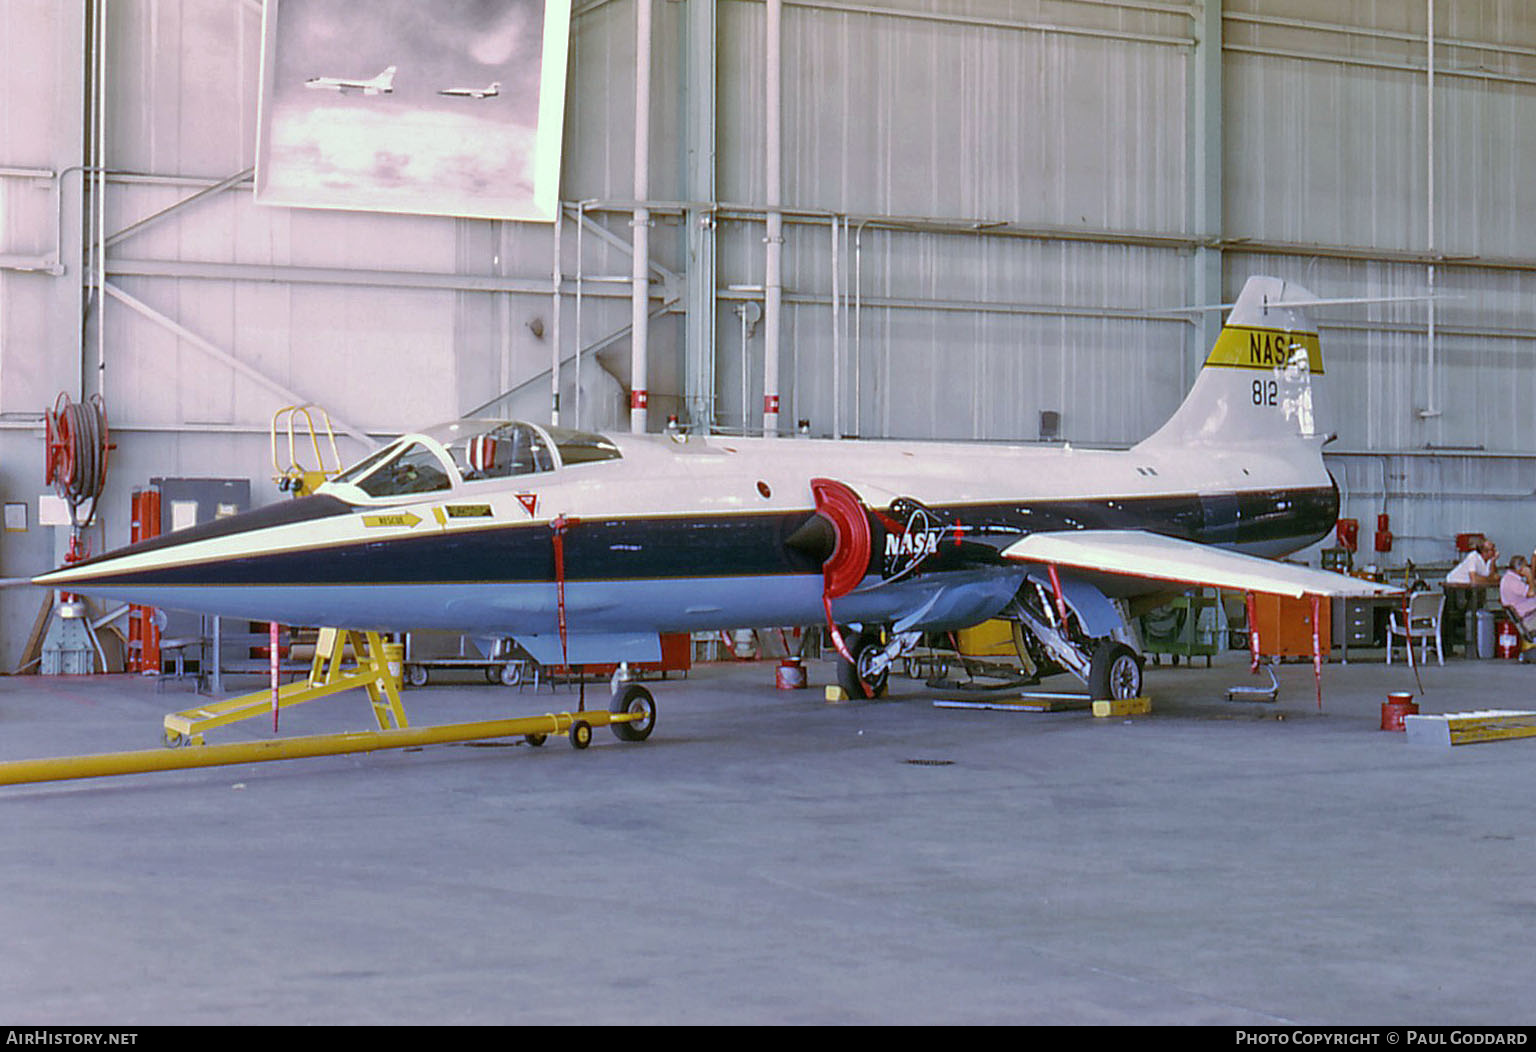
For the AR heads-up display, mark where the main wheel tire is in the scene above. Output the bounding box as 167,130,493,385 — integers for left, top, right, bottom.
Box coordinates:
1089,642,1144,701
610,683,657,742
836,628,889,700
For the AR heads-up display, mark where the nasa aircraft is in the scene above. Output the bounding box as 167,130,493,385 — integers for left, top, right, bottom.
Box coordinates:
437,81,501,99
304,66,397,96
36,276,1397,706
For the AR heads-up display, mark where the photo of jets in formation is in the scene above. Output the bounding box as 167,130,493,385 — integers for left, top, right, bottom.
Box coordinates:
301,66,502,100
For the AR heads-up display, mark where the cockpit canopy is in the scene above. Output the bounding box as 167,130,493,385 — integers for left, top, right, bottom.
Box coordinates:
326,420,621,500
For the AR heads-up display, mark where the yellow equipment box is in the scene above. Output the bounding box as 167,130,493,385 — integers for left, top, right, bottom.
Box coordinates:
955,620,1018,658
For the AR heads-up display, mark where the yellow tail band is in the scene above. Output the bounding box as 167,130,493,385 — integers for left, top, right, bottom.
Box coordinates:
1204,325,1324,375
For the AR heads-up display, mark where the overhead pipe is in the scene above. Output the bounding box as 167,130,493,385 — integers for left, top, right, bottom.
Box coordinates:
763,0,783,436
630,0,653,433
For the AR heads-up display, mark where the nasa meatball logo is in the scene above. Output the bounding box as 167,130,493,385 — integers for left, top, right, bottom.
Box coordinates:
882,505,942,579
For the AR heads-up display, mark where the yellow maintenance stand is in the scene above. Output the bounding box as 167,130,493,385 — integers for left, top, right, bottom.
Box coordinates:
161,627,407,747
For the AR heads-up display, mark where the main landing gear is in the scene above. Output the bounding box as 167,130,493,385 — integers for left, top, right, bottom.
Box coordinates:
1006,584,1145,702
830,578,1147,704
1088,641,1144,702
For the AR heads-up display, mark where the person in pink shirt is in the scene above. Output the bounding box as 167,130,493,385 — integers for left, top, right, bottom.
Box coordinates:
1499,554,1536,633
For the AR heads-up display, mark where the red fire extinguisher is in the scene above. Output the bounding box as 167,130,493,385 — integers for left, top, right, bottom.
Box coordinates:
1497,619,1520,660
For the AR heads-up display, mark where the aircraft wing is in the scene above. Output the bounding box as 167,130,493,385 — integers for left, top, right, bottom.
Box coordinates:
1000,529,1400,600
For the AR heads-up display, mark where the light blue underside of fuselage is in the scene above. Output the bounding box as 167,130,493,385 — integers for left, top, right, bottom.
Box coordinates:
77,567,1025,649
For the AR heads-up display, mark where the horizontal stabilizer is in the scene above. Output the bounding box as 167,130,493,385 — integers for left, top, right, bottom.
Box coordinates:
1002,530,1400,600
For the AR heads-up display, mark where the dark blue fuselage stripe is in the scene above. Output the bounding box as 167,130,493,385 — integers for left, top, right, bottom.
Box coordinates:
71,485,1339,588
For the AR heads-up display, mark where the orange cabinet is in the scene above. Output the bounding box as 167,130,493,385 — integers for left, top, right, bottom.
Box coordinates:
1250,594,1331,658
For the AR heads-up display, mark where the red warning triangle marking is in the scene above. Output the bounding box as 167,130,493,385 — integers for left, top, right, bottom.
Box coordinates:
516,493,538,517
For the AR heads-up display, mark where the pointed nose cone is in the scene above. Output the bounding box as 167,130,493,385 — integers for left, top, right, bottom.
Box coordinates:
32,494,356,610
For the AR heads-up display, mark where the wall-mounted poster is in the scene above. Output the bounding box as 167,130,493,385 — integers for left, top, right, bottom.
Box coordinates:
255,0,570,222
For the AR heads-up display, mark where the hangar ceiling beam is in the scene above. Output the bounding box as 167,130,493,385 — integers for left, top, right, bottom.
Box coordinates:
103,167,252,250
566,202,679,287
106,258,563,295
781,0,1192,48
102,282,380,454
468,300,676,420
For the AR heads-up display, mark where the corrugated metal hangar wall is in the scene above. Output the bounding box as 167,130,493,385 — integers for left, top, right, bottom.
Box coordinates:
2,0,1535,671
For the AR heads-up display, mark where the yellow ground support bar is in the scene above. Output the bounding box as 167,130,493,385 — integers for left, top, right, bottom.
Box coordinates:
0,709,645,787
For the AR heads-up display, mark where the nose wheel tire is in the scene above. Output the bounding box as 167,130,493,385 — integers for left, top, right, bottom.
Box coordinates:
610,683,657,742
836,628,889,700
1089,642,1144,702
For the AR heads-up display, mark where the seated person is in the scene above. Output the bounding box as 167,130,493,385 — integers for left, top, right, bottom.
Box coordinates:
1501,555,1536,633
1447,540,1499,587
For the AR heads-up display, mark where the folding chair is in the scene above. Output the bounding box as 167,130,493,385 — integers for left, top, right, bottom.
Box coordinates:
1387,590,1444,666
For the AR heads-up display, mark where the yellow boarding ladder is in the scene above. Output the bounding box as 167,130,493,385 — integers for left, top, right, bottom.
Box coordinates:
271,404,344,496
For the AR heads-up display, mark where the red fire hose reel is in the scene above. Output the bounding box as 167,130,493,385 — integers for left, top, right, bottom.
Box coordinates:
44,392,111,534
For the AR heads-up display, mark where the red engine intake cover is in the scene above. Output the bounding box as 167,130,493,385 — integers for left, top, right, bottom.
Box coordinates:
809,478,873,600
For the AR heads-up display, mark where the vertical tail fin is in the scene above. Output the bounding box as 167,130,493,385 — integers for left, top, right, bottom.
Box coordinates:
1137,276,1324,450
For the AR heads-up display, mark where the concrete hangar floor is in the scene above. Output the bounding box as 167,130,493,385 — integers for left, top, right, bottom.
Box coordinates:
1,651,1533,1026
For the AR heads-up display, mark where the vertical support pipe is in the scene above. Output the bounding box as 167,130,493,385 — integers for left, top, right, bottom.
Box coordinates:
551,203,563,426
270,621,280,733
1188,0,1224,393
1422,0,1440,422
684,0,718,435
762,0,783,436
575,201,586,429
847,221,866,441
84,8,99,404
827,215,839,438
630,0,653,434
93,0,109,399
